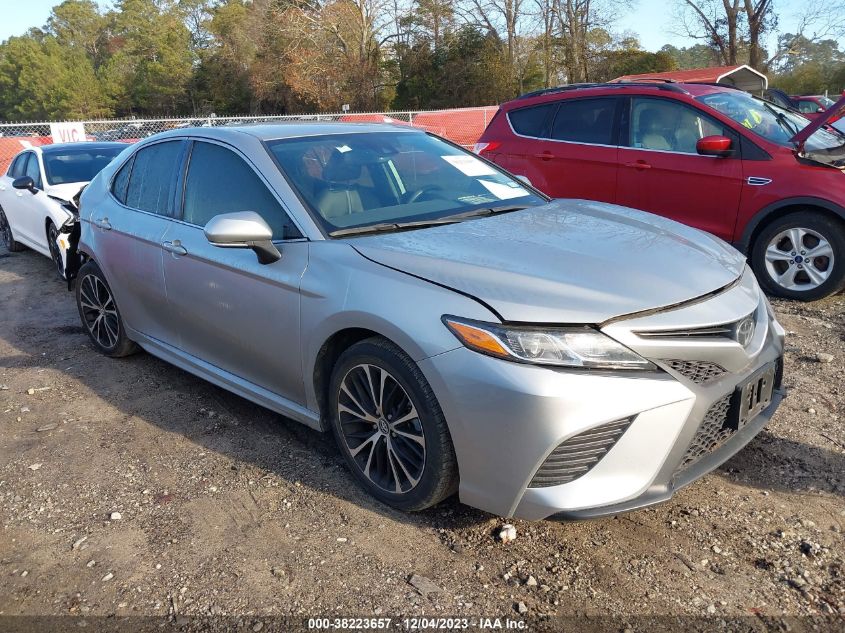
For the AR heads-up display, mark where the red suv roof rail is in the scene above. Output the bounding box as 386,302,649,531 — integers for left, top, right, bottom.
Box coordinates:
515,82,688,101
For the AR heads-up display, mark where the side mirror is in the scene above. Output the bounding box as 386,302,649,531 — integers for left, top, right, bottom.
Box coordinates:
696,135,733,157
817,107,825,113
12,176,36,193
204,211,281,265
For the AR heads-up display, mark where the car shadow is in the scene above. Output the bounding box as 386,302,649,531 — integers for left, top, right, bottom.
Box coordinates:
2,247,841,537
718,429,845,498
0,247,490,531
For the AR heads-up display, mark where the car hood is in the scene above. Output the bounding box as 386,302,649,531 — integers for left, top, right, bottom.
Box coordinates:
45,182,87,203
350,200,746,324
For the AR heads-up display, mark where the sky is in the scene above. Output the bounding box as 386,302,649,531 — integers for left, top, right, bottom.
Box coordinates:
0,0,837,54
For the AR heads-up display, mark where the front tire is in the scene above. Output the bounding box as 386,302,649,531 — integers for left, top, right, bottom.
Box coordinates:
751,211,845,301
0,206,25,252
328,337,458,511
75,261,138,357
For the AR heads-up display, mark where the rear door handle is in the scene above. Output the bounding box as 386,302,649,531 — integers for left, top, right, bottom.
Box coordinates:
534,152,555,161
93,217,112,230
624,160,652,170
162,240,187,256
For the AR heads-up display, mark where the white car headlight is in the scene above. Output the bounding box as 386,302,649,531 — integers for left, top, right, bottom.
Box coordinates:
443,316,656,370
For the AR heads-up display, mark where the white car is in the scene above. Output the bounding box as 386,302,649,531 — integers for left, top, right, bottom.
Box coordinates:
0,142,125,277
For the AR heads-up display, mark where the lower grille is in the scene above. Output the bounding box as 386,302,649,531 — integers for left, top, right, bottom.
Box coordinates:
675,394,734,473
664,359,727,384
529,417,633,488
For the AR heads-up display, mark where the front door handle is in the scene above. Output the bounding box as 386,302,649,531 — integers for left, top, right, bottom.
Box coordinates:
93,217,112,230
162,240,187,256
534,151,555,161
624,160,652,170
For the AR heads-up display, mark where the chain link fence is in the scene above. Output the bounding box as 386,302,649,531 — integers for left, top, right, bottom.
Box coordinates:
0,106,499,175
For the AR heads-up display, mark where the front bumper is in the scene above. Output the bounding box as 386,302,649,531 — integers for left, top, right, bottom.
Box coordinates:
419,269,785,520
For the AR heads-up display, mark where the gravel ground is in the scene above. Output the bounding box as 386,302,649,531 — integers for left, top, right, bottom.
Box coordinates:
0,246,843,630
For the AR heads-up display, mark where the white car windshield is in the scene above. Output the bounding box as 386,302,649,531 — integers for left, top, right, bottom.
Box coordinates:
698,91,845,153
43,146,124,185
267,131,546,235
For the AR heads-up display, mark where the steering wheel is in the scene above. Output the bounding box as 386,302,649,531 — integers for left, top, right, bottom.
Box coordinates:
403,185,443,204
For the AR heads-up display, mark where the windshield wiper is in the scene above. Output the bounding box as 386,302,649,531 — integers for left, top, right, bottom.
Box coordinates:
762,102,800,136
440,204,529,221
329,218,463,237
328,205,529,237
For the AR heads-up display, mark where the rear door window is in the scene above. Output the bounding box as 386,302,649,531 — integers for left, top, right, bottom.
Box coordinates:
124,141,184,216
508,103,557,137
550,98,618,145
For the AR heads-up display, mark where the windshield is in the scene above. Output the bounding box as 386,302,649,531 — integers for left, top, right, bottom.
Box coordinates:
698,91,845,153
43,146,124,185
816,96,835,108
266,131,546,234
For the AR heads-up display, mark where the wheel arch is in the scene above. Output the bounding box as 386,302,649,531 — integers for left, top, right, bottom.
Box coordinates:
736,197,845,254
312,327,403,432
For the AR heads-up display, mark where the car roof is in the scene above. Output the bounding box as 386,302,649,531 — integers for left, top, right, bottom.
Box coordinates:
150,121,425,141
38,142,128,155
148,122,422,143
503,81,731,109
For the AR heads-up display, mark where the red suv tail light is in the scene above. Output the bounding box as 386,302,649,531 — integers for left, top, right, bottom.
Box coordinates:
473,141,501,155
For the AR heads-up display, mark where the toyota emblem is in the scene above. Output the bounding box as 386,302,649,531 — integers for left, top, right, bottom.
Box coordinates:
735,317,756,347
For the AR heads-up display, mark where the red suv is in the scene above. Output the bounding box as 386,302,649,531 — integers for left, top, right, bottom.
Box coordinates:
792,95,838,121
476,82,845,300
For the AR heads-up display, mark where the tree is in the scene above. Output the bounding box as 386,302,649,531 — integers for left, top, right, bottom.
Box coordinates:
660,43,721,68
0,32,111,120
47,0,108,63
742,0,774,69
676,0,742,65
100,0,195,115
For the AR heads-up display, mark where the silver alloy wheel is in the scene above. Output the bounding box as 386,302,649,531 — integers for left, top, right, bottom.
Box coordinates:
337,363,426,494
79,274,120,349
764,227,835,291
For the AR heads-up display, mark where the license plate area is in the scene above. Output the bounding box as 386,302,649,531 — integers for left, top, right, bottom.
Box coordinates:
727,361,776,430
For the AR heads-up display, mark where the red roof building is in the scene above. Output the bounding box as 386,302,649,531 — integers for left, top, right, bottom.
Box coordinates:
612,65,768,93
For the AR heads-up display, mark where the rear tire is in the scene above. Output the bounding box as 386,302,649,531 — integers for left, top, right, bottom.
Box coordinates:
328,337,458,511
75,261,139,357
0,206,25,252
751,211,845,301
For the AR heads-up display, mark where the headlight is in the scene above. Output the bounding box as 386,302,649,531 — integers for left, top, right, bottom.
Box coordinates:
443,316,656,370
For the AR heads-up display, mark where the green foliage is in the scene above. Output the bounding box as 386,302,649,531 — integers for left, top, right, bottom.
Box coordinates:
0,0,842,120
660,44,721,70
0,32,111,119
393,26,516,110
769,36,845,96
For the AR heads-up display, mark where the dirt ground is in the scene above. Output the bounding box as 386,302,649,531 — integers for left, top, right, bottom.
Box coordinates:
1,244,843,630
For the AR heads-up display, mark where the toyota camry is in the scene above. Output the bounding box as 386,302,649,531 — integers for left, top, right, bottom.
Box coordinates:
68,124,785,520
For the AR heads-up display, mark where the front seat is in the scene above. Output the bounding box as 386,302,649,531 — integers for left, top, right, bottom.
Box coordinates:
638,109,671,151
315,152,366,220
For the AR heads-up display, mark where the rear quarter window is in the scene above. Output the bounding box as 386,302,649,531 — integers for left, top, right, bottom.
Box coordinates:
508,103,557,137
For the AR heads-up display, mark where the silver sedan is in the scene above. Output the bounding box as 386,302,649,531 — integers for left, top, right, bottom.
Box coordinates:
70,124,785,519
